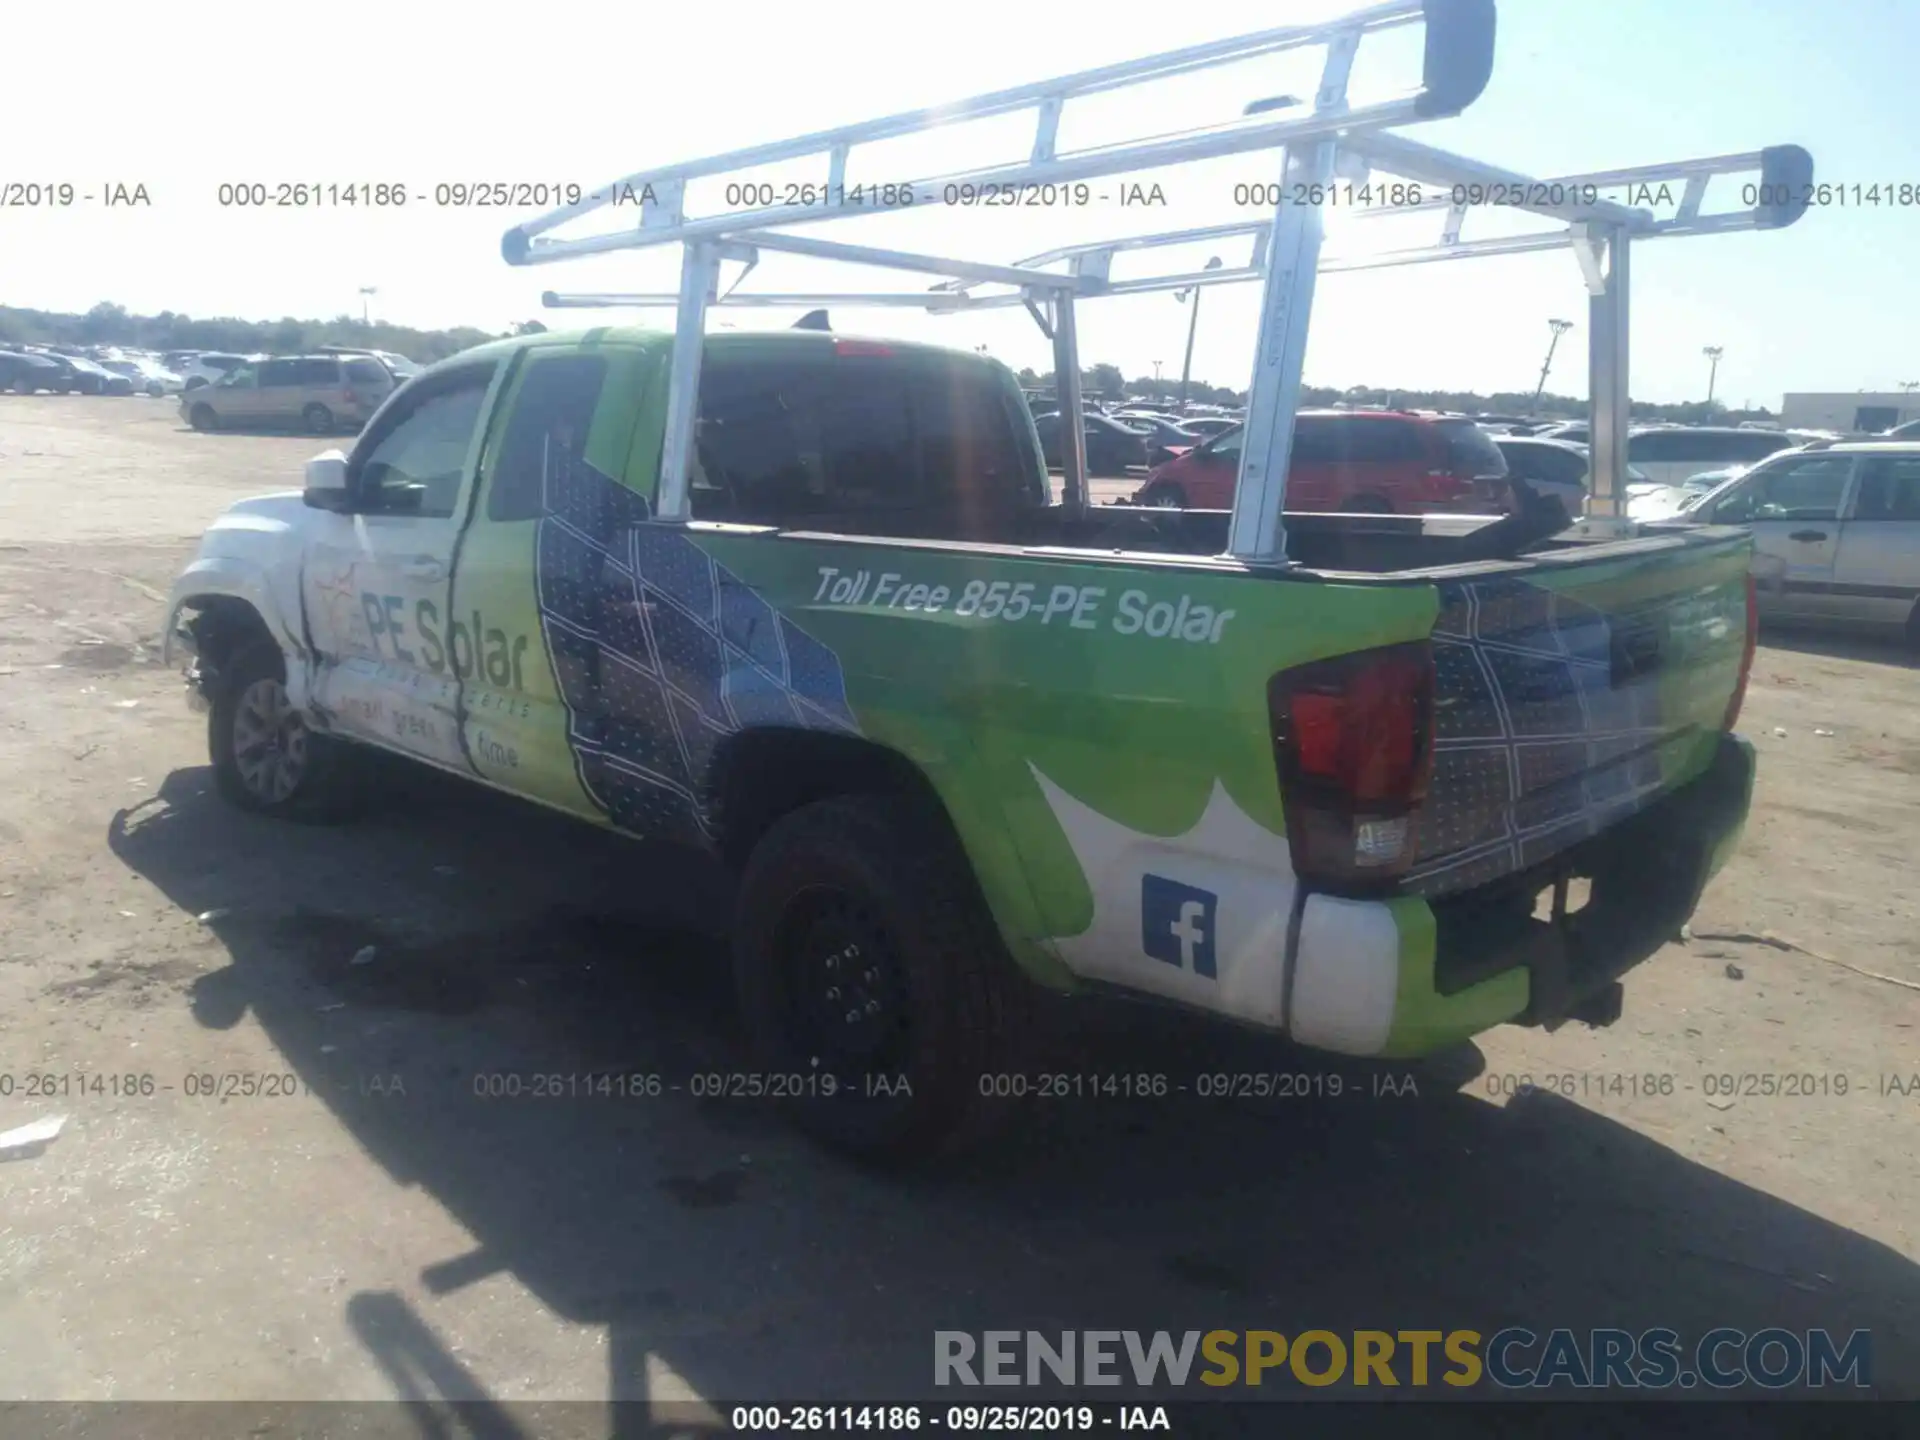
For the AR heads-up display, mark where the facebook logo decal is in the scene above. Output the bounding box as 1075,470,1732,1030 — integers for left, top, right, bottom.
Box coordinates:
1141,874,1218,979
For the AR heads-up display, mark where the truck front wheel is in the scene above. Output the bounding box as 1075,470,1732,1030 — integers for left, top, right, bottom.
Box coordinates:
210,642,356,819
733,794,1033,1162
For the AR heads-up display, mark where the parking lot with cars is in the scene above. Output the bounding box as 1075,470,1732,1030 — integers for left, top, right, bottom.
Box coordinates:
1,393,1916,1407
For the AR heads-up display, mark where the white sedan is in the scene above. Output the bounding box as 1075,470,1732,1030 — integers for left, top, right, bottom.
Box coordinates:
101,358,186,396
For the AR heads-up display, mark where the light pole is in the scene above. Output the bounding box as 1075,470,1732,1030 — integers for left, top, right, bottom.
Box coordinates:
359,287,378,326
1176,255,1224,414
1531,318,1573,414
1703,346,1724,408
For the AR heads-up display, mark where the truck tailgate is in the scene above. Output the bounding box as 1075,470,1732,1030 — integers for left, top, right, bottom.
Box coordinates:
1404,531,1751,899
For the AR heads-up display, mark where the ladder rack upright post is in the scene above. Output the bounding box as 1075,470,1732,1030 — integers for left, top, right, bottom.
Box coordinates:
657,242,720,523
1583,224,1633,534
1052,297,1091,519
1227,25,1358,564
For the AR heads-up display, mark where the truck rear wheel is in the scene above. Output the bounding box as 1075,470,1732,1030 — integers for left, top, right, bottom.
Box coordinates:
210,641,358,819
733,794,1034,1162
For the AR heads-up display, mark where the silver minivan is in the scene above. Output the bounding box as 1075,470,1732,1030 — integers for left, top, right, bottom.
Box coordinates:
181,354,395,434
1686,441,1920,643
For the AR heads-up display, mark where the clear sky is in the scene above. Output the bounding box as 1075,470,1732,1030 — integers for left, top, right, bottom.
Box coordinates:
5,0,1915,406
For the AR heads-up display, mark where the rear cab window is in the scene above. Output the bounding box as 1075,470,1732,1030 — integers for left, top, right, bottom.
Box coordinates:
691,343,1045,537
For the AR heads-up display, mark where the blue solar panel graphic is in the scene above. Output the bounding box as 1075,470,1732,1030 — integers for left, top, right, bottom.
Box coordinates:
1406,577,1679,898
530,460,861,842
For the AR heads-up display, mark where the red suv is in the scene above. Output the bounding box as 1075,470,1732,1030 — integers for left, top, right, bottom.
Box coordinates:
1132,410,1510,514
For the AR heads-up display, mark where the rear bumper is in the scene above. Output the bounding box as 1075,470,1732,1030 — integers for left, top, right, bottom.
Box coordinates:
1014,735,1753,1060
1350,733,1755,1057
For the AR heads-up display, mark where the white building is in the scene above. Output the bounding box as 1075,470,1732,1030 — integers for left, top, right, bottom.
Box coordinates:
1779,391,1920,434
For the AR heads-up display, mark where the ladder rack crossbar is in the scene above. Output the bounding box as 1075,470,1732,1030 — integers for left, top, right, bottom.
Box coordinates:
542,137,1812,311
501,0,1492,268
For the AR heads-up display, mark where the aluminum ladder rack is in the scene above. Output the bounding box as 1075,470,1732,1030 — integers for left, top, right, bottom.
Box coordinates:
503,0,1813,558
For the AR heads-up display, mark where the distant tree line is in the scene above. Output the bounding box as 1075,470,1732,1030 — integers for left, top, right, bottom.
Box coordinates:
1017,367,1775,423
0,303,1773,422
0,302,516,363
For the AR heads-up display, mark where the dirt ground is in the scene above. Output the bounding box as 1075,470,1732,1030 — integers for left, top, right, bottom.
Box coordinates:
0,396,1916,1420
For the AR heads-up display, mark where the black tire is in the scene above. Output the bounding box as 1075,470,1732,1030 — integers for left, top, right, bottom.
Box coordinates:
209,641,358,819
189,403,218,432
733,794,1037,1163
10,375,34,396
303,403,335,435
1905,600,1920,652
146,381,164,397
1142,483,1188,509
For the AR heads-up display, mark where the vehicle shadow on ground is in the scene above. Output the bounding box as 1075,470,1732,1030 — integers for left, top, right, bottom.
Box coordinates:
1758,625,1917,669
107,764,1920,1432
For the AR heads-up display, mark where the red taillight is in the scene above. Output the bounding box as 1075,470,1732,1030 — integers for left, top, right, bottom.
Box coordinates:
1269,642,1435,890
1724,572,1758,731
833,339,893,357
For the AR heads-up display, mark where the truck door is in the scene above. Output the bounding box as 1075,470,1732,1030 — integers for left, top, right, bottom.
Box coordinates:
301,358,503,770
450,346,648,820
1830,453,1920,630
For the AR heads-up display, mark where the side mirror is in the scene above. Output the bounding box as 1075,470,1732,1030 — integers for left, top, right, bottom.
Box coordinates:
303,450,353,512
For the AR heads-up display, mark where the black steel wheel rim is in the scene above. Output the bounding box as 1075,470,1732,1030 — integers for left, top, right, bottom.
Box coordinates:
774,886,913,1083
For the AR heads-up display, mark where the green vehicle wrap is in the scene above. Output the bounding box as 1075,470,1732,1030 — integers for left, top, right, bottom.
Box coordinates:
304,330,1753,1062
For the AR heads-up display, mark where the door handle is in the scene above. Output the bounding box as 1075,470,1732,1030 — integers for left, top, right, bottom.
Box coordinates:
1788,530,1828,543
401,558,446,581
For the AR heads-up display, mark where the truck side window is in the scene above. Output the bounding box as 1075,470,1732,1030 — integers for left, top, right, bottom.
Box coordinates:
486,355,612,521
351,365,496,519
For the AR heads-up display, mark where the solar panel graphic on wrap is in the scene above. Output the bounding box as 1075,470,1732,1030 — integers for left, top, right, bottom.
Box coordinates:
1405,577,1675,898
529,460,860,844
